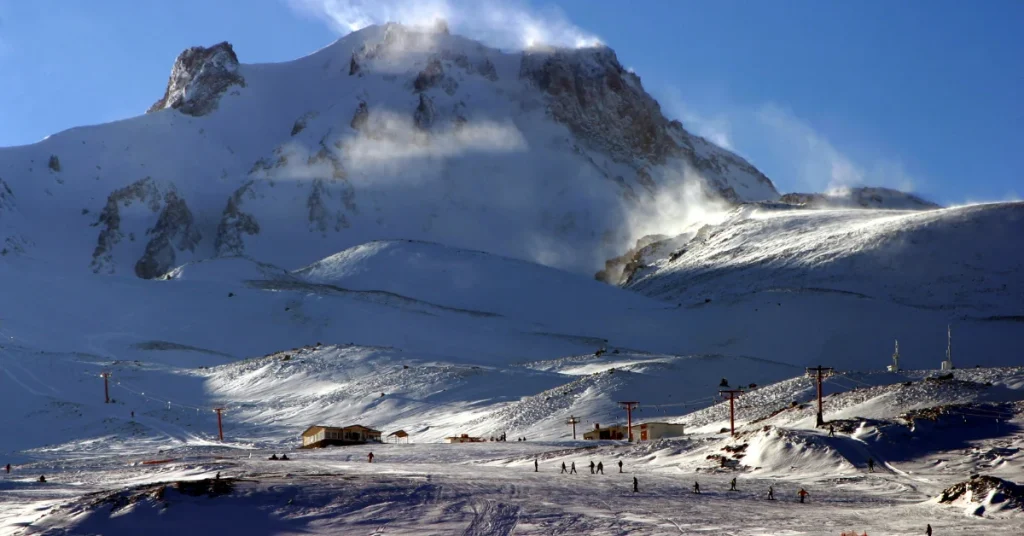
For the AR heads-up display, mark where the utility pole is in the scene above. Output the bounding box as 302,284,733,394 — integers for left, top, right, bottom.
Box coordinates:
213,408,225,441
805,366,835,427
718,389,744,436
618,401,639,442
565,416,580,440
100,372,111,404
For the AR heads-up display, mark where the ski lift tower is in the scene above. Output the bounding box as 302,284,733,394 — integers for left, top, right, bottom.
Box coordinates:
941,325,954,371
887,340,900,373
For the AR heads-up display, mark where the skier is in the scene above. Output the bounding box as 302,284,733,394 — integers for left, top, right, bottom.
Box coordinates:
38,475,47,483
570,462,577,474
5,463,10,474
131,411,135,419
269,454,279,460
828,425,835,437
281,454,290,461
693,481,701,494
534,458,538,472
618,460,623,473
560,462,568,474
767,485,775,500
798,488,809,503
632,476,639,493
368,452,374,463
215,472,221,480
596,461,604,474
730,477,737,491
867,458,875,472
926,524,932,536
589,461,595,474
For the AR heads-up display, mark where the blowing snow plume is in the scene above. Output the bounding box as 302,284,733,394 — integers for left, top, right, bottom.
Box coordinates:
288,0,601,49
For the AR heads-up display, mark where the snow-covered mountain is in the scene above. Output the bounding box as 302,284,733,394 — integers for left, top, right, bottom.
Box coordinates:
0,22,777,278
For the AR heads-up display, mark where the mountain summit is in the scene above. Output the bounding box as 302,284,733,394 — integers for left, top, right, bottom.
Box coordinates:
0,23,777,277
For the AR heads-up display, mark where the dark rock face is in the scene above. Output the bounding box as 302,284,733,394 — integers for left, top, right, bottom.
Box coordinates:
90,178,162,274
520,47,675,164
134,190,201,279
414,94,435,130
350,102,369,131
414,57,445,92
215,181,260,257
148,42,245,116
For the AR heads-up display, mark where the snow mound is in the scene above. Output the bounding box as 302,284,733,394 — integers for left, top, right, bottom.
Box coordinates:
294,239,656,320
162,256,295,283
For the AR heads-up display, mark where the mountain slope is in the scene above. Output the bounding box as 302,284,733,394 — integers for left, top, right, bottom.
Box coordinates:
0,23,777,278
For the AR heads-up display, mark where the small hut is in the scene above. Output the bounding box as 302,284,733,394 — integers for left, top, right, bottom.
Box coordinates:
387,430,410,444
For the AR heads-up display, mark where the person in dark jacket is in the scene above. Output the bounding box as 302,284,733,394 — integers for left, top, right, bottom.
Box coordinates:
798,488,809,503
269,454,279,460
926,523,932,536
560,462,568,474
38,475,47,483
596,462,604,474
4,463,10,474
767,485,775,500
828,424,835,437
730,477,737,491
632,476,638,493
534,458,538,472
868,458,875,472
368,452,374,463
693,481,701,494
281,454,290,461
570,462,577,474
618,460,623,473
589,461,595,474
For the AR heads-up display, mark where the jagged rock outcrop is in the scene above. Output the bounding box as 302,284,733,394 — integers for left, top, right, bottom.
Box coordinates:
595,234,673,285
215,182,260,257
134,190,201,279
148,42,245,116
90,178,162,274
414,94,435,130
520,47,675,164
350,102,369,131
414,57,445,92
0,177,14,215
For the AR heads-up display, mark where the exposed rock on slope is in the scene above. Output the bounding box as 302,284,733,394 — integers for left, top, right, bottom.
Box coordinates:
215,182,260,257
90,178,162,274
148,42,245,116
134,190,201,279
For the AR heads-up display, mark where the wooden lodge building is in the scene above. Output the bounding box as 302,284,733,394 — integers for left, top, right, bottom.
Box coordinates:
301,424,382,448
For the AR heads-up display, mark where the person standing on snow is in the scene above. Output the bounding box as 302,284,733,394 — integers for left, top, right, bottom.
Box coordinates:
867,458,875,472
596,462,604,474
38,475,47,483
4,463,9,474
618,460,623,473
561,462,568,474
570,462,577,474
633,476,639,493
767,485,775,500
368,452,374,463
589,461,595,474
534,458,538,472
828,424,835,437
693,481,701,494
798,488,809,503
925,523,932,536
729,477,737,491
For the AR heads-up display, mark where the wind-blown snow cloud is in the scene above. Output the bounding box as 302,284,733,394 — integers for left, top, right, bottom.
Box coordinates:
755,104,917,193
286,0,601,49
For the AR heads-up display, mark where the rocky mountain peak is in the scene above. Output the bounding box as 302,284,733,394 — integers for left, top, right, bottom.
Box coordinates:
519,46,676,165
148,41,245,116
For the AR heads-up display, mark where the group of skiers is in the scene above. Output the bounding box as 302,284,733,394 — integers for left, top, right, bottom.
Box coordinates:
556,459,624,475
489,433,527,442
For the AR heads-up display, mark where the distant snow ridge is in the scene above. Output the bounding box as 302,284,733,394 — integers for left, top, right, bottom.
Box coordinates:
619,202,1024,314
780,186,940,210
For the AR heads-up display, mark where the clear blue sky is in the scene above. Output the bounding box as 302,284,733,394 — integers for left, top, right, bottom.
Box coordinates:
1,0,1020,203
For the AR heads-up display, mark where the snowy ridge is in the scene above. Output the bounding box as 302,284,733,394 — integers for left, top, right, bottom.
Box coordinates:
0,22,778,277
